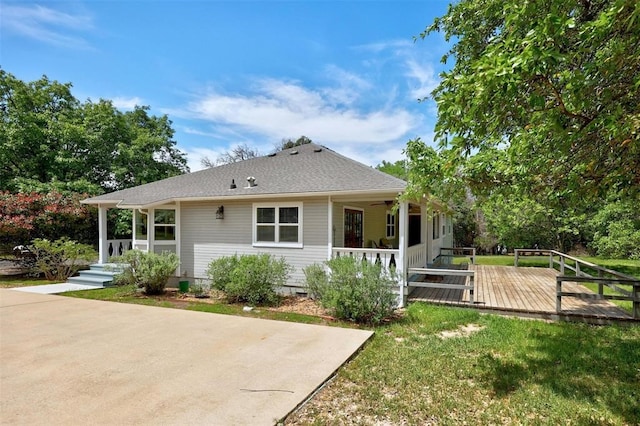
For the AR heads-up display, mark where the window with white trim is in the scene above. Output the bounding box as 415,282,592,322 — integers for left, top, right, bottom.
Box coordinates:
385,211,396,239
154,209,176,241
253,203,303,247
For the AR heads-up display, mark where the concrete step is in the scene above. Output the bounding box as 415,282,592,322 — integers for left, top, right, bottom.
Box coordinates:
89,263,126,274
78,270,117,280
67,275,110,287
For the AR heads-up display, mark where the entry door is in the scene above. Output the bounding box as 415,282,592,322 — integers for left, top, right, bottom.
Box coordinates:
344,208,364,248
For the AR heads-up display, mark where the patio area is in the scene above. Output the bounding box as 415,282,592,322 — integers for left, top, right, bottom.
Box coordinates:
408,265,636,322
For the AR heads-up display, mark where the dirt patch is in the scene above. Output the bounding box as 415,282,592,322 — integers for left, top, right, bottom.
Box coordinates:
437,323,485,339
141,289,331,318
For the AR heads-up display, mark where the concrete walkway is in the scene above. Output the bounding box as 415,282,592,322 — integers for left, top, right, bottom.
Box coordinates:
0,289,373,425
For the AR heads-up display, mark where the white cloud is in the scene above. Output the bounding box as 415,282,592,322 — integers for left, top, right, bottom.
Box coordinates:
112,96,143,110
181,146,225,172
405,59,439,100
175,78,420,148
2,4,94,49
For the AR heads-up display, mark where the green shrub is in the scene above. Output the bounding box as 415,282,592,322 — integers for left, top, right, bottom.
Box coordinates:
31,237,97,281
304,256,397,325
114,250,179,295
190,279,211,298
206,254,292,306
206,254,239,291
303,263,329,299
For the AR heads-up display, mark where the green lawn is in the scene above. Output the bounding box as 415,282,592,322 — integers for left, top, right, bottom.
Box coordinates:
288,303,640,425
0,276,59,288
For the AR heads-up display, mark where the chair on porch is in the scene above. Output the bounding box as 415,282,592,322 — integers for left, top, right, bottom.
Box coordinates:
379,238,391,249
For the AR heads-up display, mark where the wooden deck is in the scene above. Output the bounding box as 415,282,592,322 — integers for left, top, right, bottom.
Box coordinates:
408,265,635,322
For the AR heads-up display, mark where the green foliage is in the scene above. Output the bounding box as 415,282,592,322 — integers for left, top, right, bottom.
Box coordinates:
452,204,478,248
277,135,313,151
421,0,640,204
588,200,640,259
114,250,179,295
0,70,189,193
206,254,292,306
304,256,397,325
30,238,97,281
375,160,407,180
206,255,240,291
406,0,639,252
190,279,211,298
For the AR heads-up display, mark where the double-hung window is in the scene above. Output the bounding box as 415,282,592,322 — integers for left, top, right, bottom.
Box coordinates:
253,203,303,248
385,211,396,239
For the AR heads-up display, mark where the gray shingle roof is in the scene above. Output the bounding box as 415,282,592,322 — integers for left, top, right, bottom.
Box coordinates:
83,143,406,207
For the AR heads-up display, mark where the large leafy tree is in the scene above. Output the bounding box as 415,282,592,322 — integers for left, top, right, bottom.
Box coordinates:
0,70,189,247
419,0,639,205
0,70,189,192
407,0,639,252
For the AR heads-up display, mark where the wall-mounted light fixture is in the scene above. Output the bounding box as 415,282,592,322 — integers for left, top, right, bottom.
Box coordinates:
215,206,224,220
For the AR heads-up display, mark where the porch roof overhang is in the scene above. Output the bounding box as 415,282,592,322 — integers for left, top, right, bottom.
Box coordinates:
81,188,406,210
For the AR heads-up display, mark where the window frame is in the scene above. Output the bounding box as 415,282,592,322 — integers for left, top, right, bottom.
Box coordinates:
385,211,396,239
252,202,303,248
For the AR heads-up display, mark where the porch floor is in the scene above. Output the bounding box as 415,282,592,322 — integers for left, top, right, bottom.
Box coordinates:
408,265,635,322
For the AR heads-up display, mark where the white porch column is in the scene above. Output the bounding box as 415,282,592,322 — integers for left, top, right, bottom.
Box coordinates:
397,200,408,307
327,196,333,260
98,205,108,264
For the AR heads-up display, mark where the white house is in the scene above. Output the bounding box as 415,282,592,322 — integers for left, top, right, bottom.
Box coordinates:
82,143,453,305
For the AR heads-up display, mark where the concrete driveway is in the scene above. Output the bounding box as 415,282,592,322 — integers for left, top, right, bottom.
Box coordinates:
0,289,372,425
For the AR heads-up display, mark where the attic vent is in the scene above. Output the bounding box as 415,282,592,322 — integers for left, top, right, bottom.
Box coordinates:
246,176,257,188
230,179,237,190
268,153,276,157
290,150,298,155
313,147,323,153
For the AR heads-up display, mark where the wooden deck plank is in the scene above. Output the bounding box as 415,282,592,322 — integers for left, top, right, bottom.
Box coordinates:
408,265,633,321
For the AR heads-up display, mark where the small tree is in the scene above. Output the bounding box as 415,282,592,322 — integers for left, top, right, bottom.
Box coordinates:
114,250,179,295
30,238,97,281
304,256,397,325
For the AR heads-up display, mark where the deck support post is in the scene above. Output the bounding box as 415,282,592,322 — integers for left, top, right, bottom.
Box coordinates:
555,277,562,313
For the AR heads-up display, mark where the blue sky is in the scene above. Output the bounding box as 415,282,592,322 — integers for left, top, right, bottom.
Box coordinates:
1,1,452,172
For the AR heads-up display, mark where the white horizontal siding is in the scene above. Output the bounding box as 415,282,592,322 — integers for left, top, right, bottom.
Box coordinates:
180,197,329,291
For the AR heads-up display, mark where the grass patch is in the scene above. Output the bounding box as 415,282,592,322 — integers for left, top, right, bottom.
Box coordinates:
63,285,332,325
0,276,60,288
288,303,640,425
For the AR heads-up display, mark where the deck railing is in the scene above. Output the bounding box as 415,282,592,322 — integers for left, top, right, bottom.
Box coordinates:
439,247,476,265
107,239,133,258
514,249,640,318
407,243,427,269
407,266,475,304
331,247,399,270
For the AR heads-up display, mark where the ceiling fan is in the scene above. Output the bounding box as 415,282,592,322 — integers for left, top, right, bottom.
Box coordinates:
369,200,394,207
